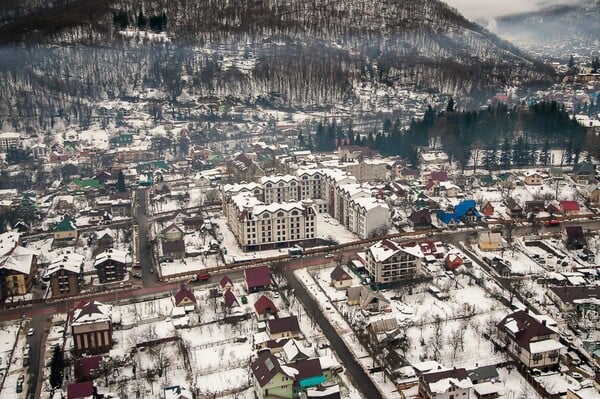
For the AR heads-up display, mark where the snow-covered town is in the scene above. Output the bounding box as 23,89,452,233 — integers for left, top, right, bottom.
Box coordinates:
2,119,600,399
1,1,600,399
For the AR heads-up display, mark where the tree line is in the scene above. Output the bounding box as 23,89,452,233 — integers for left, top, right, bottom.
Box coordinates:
307,100,589,169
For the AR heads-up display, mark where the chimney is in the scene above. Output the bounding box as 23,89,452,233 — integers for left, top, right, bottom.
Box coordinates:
542,319,547,326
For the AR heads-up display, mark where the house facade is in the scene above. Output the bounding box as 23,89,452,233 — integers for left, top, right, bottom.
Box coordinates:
47,253,84,297
497,310,563,369
94,249,128,283
71,301,113,355
364,239,422,284
418,368,473,399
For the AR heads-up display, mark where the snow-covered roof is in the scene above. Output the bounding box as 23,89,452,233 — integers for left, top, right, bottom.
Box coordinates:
72,301,112,325
529,339,564,354
46,252,84,275
0,231,20,257
368,239,423,263
94,249,129,266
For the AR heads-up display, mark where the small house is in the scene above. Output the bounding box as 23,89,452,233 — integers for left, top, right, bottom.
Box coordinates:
173,287,196,308
223,290,240,309
478,232,502,251
559,200,580,216
244,266,271,293
523,171,543,186
267,315,301,339
254,295,278,319
418,368,473,399
445,253,464,271
219,275,233,292
330,266,353,290
480,201,494,217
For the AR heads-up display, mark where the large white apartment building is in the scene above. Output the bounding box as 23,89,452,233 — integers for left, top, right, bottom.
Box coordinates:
225,192,317,252
222,167,391,250
0,132,20,152
364,239,423,284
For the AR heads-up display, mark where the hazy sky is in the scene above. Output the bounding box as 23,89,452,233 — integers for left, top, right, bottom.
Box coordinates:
442,0,592,20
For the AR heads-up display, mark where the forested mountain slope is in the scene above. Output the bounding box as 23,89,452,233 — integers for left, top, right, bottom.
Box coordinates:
0,0,554,130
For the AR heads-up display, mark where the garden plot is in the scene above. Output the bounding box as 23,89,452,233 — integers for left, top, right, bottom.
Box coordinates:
473,245,546,275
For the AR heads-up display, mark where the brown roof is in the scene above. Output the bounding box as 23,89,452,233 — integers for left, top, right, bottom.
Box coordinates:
330,266,352,281
161,223,184,235
251,350,285,388
174,287,196,306
497,310,556,351
268,315,300,335
245,266,271,289
223,290,239,308
254,295,278,315
162,240,185,255
548,286,600,305
219,275,233,288
287,358,323,380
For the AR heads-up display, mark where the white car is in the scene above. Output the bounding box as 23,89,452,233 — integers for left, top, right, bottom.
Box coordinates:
27,328,34,336
324,254,334,259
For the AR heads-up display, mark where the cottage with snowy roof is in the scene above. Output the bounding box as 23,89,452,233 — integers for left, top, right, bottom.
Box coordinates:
0,244,38,300
478,231,503,251
52,214,78,246
418,367,473,399
496,310,563,369
71,300,113,355
523,171,544,185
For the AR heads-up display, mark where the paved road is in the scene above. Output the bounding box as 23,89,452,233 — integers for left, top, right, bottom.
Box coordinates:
26,314,47,399
285,268,378,399
135,188,159,288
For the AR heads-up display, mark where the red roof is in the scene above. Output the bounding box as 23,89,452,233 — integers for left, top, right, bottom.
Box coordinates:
560,201,580,211
254,295,278,315
244,266,271,289
430,171,448,182
219,275,233,288
224,290,239,308
174,288,196,306
67,381,94,399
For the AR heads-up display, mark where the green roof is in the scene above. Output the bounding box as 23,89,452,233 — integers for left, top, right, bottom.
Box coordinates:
298,375,326,388
53,216,77,232
71,178,101,189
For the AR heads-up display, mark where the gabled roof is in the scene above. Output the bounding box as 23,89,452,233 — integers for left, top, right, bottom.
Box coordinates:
219,275,233,288
560,200,580,211
223,290,239,308
268,315,300,335
254,295,277,315
330,266,352,281
565,226,584,237
421,368,472,394
497,310,557,352
287,358,323,380
53,215,77,232
161,223,184,235
244,266,271,289
174,287,196,306
251,350,288,387
548,285,600,305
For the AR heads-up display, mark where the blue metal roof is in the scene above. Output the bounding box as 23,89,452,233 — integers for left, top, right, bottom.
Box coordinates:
298,375,326,388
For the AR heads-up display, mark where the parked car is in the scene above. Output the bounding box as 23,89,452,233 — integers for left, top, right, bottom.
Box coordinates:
570,372,583,380
27,328,34,336
132,262,141,269
324,253,334,259
132,272,142,278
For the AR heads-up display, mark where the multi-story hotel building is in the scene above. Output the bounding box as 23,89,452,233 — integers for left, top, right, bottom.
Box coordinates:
226,192,317,252
364,239,422,284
